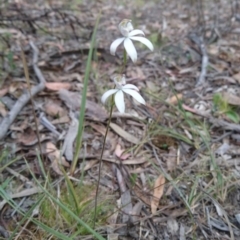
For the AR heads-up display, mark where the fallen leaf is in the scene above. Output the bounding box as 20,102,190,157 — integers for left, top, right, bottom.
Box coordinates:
0,101,7,117
45,142,70,175
166,146,177,172
110,122,139,144
151,175,165,214
19,127,38,146
46,82,71,91
44,101,66,117
166,94,183,105
114,144,131,160
0,88,8,97
233,72,240,84
222,92,240,106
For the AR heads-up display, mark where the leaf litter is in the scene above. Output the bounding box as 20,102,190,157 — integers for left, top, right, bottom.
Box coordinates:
0,0,240,239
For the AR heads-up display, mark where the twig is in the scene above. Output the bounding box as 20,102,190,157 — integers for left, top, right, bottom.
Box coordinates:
0,40,45,140
197,36,208,86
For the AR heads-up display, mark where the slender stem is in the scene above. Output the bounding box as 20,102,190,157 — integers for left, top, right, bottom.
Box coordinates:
94,48,127,227
121,49,127,74
93,97,114,227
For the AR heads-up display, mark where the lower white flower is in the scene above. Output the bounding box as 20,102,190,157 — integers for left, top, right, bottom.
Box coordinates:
101,75,146,113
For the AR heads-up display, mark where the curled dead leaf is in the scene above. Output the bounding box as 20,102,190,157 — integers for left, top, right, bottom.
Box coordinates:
166,94,183,105
45,142,70,175
44,101,66,117
19,127,38,146
151,175,165,214
114,144,131,160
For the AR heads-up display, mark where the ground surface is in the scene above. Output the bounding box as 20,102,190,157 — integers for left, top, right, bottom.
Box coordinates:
0,0,240,239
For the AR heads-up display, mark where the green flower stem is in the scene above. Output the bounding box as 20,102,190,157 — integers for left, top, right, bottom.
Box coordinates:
122,49,127,74
94,48,127,227
94,96,114,227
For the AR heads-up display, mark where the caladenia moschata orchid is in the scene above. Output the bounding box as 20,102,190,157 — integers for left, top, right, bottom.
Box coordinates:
101,75,146,113
110,19,154,63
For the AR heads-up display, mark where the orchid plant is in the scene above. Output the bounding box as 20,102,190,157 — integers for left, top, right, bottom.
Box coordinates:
103,19,153,113
95,19,153,223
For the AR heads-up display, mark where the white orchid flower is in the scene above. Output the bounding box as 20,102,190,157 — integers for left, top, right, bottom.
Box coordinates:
101,75,146,113
110,19,154,63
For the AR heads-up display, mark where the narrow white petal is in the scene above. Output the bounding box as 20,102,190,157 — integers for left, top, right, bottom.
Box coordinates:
122,89,146,105
129,29,145,37
122,84,139,91
130,36,154,51
124,38,137,63
115,90,125,113
101,89,118,104
110,38,125,55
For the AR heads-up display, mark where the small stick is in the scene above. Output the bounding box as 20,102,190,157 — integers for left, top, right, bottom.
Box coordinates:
197,36,208,86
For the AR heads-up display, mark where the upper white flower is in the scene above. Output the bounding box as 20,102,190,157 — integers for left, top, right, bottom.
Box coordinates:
101,75,146,113
110,19,154,63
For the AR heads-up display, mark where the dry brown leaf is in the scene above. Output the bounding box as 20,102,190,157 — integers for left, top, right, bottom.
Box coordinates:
232,72,240,84
19,127,38,146
44,101,66,117
46,82,71,91
0,101,7,117
166,94,183,105
51,115,70,124
166,146,177,172
114,144,131,160
0,88,8,97
45,142,70,175
151,175,165,214
110,122,139,144
222,92,240,106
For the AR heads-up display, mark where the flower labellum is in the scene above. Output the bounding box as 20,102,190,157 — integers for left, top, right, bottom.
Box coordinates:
110,19,154,63
101,75,146,113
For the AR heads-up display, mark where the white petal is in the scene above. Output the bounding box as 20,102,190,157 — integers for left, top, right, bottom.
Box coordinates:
122,84,139,91
130,36,154,51
122,89,146,105
124,38,137,63
101,89,118,104
110,38,125,55
129,29,145,37
114,90,125,113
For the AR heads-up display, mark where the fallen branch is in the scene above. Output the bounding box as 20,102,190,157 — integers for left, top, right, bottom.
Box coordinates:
188,33,209,86
0,40,45,140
